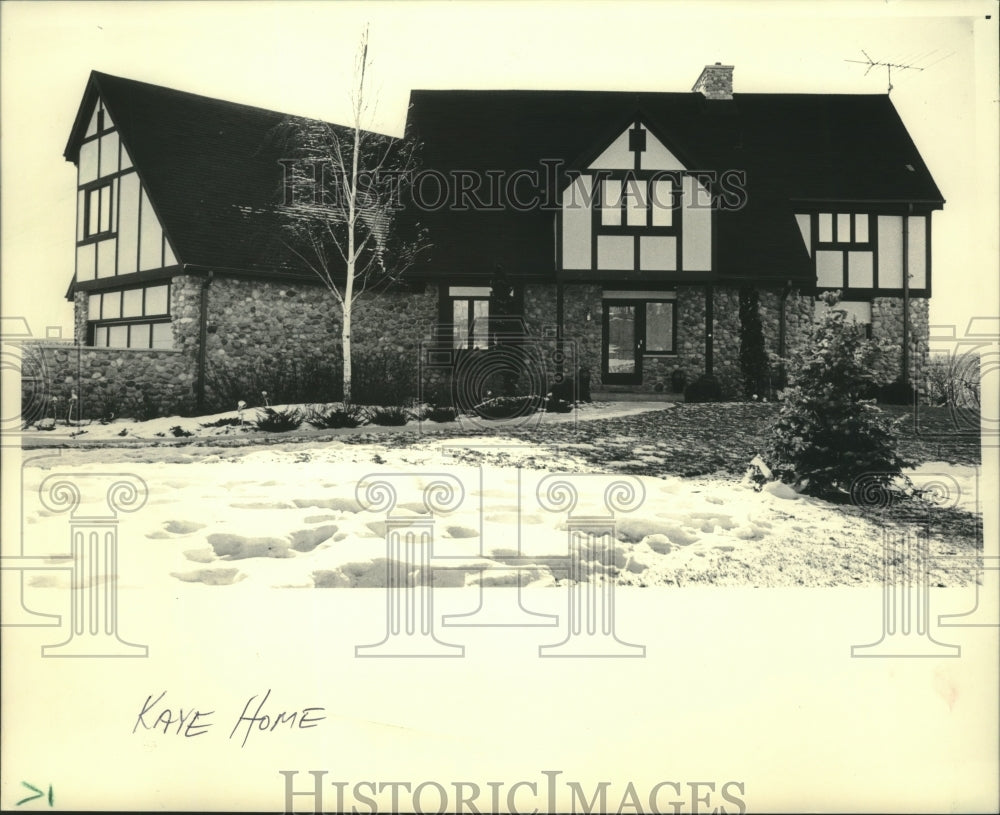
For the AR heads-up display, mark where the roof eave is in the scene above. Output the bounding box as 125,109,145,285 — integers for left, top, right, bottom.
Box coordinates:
63,71,103,163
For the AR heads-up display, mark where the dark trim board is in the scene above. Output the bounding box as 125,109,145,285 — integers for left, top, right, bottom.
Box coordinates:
70,265,181,295
558,269,719,284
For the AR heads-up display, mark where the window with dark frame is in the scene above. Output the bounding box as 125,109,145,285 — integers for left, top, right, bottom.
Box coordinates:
451,295,490,350
813,212,875,291
87,283,172,350
816,212,871,246
84,183,114,238
643,300,676,354
599,174,678,232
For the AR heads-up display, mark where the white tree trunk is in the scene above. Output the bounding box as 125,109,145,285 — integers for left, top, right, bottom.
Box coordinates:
342,302,352,405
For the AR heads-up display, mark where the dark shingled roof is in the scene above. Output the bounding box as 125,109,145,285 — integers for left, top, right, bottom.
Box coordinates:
65,71,365,279
64,73,944,289
405,90,944,283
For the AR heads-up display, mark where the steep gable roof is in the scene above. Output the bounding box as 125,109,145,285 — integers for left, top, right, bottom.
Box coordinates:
62,74,945,288
405,90,944,282
64,71,381,278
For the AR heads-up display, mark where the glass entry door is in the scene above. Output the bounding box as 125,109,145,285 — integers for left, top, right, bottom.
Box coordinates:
602,301,642,385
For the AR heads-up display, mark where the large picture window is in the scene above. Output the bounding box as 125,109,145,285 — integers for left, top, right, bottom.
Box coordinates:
87,284,172,349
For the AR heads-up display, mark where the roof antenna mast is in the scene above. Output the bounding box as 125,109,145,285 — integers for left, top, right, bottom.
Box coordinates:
845,50,924,94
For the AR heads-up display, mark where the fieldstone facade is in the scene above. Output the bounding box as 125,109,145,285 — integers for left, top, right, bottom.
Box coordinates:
39,272,442,418
22,342,195,421
32,271,931,421
523,283,602,392
198,276,439,409
871,296,930,385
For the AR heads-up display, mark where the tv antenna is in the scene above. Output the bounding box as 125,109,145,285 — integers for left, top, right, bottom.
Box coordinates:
845,50,924,94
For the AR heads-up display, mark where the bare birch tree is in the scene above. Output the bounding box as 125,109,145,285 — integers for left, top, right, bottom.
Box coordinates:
272,26,426,404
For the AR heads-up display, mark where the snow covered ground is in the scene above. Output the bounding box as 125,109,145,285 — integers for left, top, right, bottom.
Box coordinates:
17,411,983,590
20,400,666,444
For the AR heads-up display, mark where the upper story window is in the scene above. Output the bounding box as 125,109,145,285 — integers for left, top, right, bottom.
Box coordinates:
78,101,123,187
75,96,177,283
817,212,870,246
811,212,875,289
599,174,677,231
84,183,114,238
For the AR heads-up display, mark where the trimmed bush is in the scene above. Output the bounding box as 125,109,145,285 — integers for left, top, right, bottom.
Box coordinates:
424,406,458,423
544,394,573,413
684,374,723,403
761,293,910,500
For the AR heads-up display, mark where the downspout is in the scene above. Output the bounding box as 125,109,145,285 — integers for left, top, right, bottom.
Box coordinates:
556,281,565,385
778,279,792,389
778,279,791,358
902,205,911,386
196,270,213,412
705,283,714,377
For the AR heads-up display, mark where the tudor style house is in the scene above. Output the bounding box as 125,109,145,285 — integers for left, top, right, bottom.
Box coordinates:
48,65,942,416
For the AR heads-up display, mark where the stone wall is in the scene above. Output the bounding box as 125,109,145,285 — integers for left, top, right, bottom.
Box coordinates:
712,287,742,396
674,285,706,393
200,276,440,409
68,273,441,415
871,296,930,385
21,341,196,421
523,284,602,393
62,271,932,414
671,285,743,397
783,290,815,359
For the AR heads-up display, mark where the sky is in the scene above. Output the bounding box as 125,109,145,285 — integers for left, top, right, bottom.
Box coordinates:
1,0,997,341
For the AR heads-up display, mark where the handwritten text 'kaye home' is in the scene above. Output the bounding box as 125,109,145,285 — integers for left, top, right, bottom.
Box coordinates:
132,690,326,747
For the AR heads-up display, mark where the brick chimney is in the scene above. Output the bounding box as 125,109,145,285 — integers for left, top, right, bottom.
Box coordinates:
692,62,734,100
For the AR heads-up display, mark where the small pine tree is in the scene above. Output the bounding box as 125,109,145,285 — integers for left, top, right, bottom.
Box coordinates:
762,292,910,499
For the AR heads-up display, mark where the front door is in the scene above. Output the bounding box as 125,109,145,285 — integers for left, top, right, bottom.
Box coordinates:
602,301,642,385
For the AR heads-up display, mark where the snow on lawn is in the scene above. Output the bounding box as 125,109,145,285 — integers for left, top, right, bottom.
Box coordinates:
21,400,670,444
19,421,982,590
